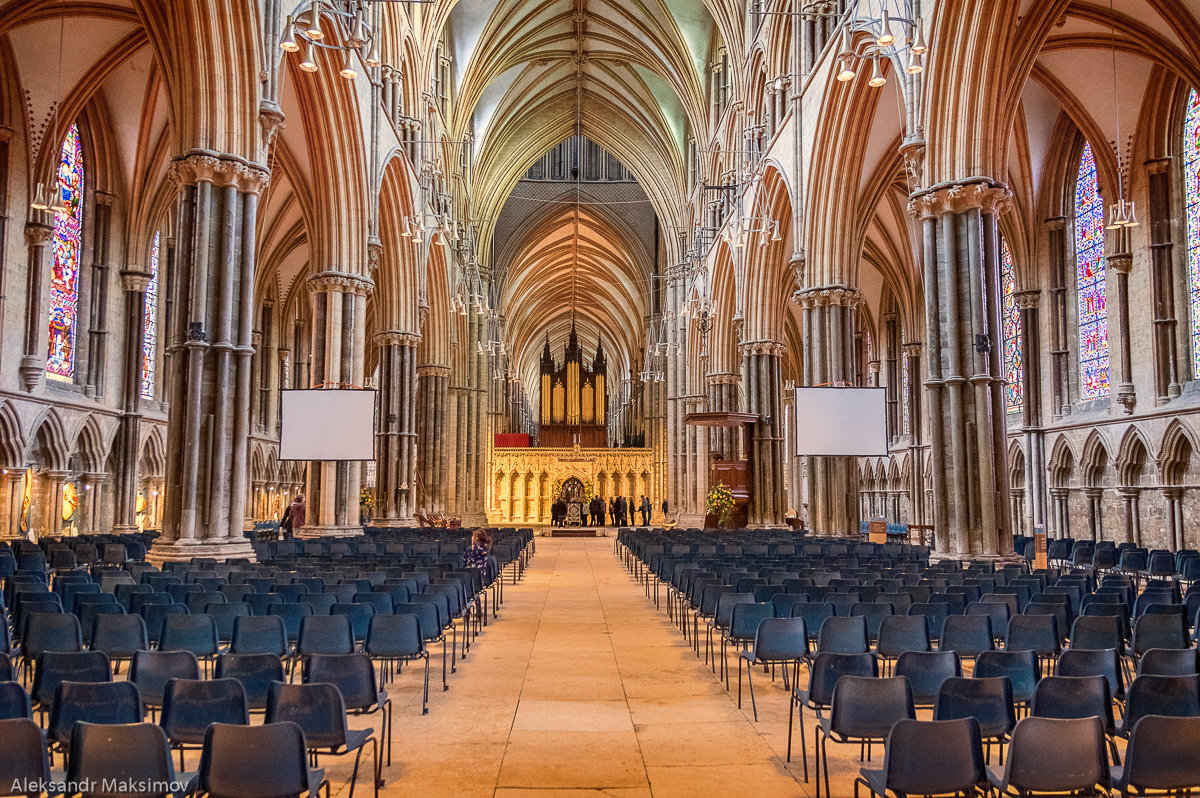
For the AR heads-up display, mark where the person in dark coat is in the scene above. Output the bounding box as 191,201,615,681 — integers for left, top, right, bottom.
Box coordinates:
609,497,617,525
589,496,603,526
640,495,651,526
615,495,627,526
661,499,668,520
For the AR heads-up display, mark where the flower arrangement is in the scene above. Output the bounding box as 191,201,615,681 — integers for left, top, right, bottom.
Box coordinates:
359,487,374,515
706,482,735,528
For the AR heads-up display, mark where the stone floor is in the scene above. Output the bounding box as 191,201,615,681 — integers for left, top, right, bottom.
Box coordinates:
312,536,872,798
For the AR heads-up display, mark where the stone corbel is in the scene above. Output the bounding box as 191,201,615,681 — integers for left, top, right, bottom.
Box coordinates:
375,330,421,348
168,151,271,195
307,270,375,297
907,179,1012,220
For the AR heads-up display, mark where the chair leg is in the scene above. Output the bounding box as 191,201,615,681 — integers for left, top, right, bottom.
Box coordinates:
422,653,430,715
745,659,758,722
441,638,448,691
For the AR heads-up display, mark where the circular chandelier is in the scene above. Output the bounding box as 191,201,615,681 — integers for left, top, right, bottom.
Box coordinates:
834,2,927,87
280,1,380,79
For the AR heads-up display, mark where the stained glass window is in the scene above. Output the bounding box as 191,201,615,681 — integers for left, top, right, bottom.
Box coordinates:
1001,237,1023,413
1185,89,1200,375
46,123,84,381
141,232,160,398
1075,141,1110,399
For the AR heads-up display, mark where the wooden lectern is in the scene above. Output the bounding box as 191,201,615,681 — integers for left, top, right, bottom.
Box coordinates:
683,411,758,528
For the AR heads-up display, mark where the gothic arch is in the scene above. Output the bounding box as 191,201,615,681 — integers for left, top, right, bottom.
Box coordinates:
69,415,110,474
1116,426,1155,486
27,409,70,471
1159,420,1199,485
0,402,25,469
1048,435,1077,489
1080,430,1112,488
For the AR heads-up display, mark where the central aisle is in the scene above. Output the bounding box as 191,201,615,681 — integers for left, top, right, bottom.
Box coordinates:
380,536,808,798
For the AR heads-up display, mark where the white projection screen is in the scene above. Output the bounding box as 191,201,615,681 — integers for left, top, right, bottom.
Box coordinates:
793,387,888,457
279,389,377,461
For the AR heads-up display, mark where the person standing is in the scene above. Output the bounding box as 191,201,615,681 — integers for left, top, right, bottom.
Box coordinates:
661,499,668,521
640,495,651,526
287,494,306,537
615,495,627,526
609,497,617,526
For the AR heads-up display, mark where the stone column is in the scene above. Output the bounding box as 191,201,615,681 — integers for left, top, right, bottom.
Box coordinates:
84,193,114,397
1163,487,1184,551
40,470,70,538
1014,290,1045,542
794,286,863,536
157,153,266,562
19,222,53,392
448,385,468,515
1118,487,1140,545
79,472,107,533
1045,218,1071,419
416,364,450,515
113,268,151,534
908,180,1015,557
1108,234,1136,413
739,340,785,527
374,331,420,525
903,342,926,525
304,271,373,536
1146,158,1182,402
1050,487,1070,539
1,471,22,539
1085,488,1104,541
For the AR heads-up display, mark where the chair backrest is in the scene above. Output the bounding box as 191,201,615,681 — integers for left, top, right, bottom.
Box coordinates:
1132,612,1190,655
48,680,144,746
365,613,423,658
876,615,931,658
939,614,993,657
1056,647,1124,699
215,653,285,711
790,601,835,639
1070,613,1126,650
1005,613,1060,655
803,651,878,708
230,614,288,656
1031,675,1114,732
728,602,774,640
1124,673,1200,728
302,652,380,710
266,681,349,749
1000,716,1109,794
197,721,317,798
0,717,50,791
750,617,807,662
934,676,1016,737
297,614,355,656
161,678,249,745
817,615,870,655
713,592,756,629
159,613,219,657
129,650,201,708
0,679,33,720
67,721,176,798
268,601,314,642
23,611,84,657
1120,715,1200,792
974,649,1040,702
32,650,112,708
895,650,962,705
881,718,986,796
90,609,148,657
828,675,916,738
1138,646,1200,676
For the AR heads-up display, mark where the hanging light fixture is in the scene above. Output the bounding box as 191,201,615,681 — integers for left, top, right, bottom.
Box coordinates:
906,51,924,74
340,54,358,80
1104,0,1138,229
877,8,895,45
48,182,70,215
298,40,319,72
305,1,324,40
836,58,856,82
868,58,887,88
30,183,50,211
280,16,299,51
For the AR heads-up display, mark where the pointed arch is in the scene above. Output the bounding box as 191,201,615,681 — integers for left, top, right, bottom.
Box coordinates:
69,415,109,474
1048,435,1077,489
1080,430,1112,488
1115,426,1154,487
1160,419,1199,485
28,409,70,471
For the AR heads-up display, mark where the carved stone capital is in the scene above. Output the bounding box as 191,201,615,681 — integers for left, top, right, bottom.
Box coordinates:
907,179,1012,219
374,330,421,347
793,284,863,309
307,270,374,297
738,339,785,357
1107,253,1133,275
706,372,741,386
24,222,52,246
120,269,153,293
168,151,271,194
258,100,286,150
1013,290,1041,310
1044,216,1067,231
1116,386,1136,414
417,364,451,378
901,342,923,358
